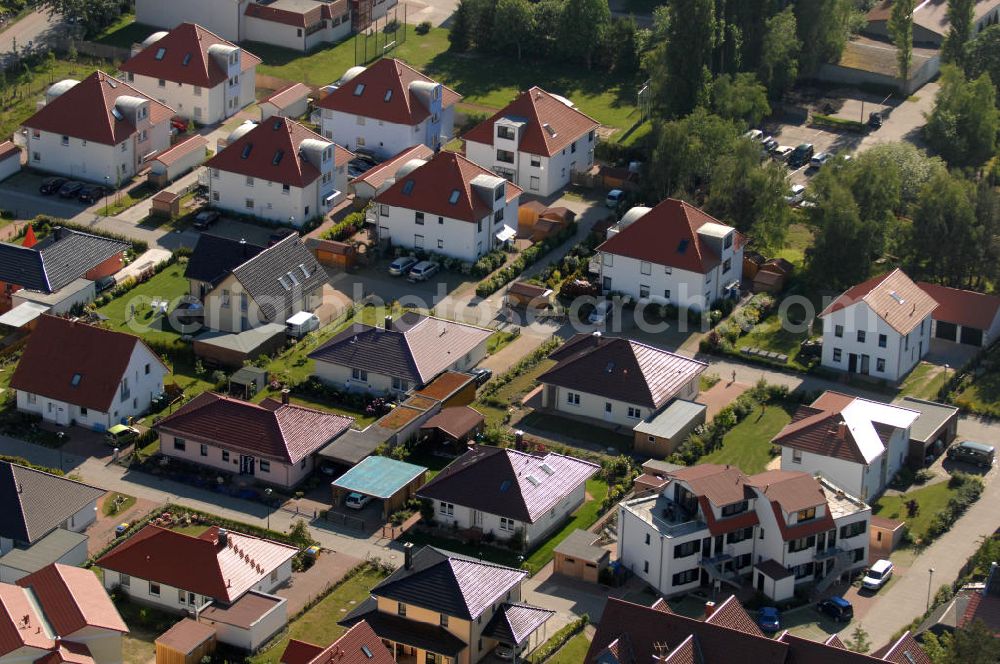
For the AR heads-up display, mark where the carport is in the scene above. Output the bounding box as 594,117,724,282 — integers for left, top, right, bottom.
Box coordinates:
482,603,554,661
330,456,427,520
420,406,485,445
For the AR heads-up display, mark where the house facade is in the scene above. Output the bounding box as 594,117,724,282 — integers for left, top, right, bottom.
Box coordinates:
207,118,352,225
22,71,173,185
773,391,919,501
463,87,599,197
316,58,460,157
617,465,870,602
595,199,744,312
155,392,353,488
820,269,937,382
417,446,599,547
120,24,259,125
372,151,521,262
11,315,168,429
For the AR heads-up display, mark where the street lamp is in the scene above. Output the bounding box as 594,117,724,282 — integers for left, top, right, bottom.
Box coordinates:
927,567,935,610
103,175,110,215
264,488,273,530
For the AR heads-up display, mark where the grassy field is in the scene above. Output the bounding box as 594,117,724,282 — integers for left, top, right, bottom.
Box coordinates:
545,631,593,664
93,14,153,48
487,330,519,355
898,362,947,401
775,223,815,267
276,394,378,429
253,26,640,130
873,481,957,543
248,567,389,664
0,58,100,144
739,313,814,371
518,411,633,454
101,182,156,216
102,492,136,517
702,402,794,474
95,263,190,345
523,478,608,574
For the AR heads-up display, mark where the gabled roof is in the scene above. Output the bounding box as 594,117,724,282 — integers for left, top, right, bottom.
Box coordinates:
597,199,743,274
17,564,128,636
370,546,525,620
154,392,352,464
120,23,260,88
229,233,327,320
871,632,933,664
820,269,938,336
419,406,485,440
153,134,208,167
417,446,599,523
351,144,434,192
205,116,352,188
539,333,707,410
316,58,461,125
96,525,298,603
0,462,105,544
772,391,920,465
308,312,493,385
668,464,753,506
482,603,554,645
280,622,394,664
0,141,19,162
374,151,522,223
464,86,599,157
0,228,128,294
703,595,764,637
10,315,168,412
22,70,173,145
184,234,265,286
746,470,829,513
916,281,1000,331
262,82,311,110
244,0,348,28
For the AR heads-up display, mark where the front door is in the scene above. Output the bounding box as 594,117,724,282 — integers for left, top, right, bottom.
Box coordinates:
473,510,483,527
848,353,858,373
604,402,613,421
240,455,255,475
602,276,612,292
860,354,870,375
756,572,765,593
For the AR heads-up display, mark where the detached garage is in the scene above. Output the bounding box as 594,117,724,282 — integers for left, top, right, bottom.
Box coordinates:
918,281,1000,348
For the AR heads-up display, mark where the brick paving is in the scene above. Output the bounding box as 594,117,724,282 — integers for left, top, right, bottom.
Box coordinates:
275,551,362,616
699,380,751,420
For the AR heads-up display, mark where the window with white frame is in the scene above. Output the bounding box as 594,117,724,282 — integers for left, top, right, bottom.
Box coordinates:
439,502,454,516
627,406,641,419
352,368,368,381
640,261,651,275
566,392,580,405
499,517,515,532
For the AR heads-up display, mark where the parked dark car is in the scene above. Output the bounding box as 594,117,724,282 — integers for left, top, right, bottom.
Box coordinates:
788,143,815,168
471,367,493,386
95,275,116,293
39,177,68,195
817,596,853,622
868,112,883,129
78,184,108,204
757,607,781,633
947,441,995,468
192,209,220,230
269,228,297,246
57,181,84,198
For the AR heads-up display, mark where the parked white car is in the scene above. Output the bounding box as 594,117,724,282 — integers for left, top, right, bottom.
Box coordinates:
785,184,806,205
588,300,613,325
345,492,372,510
862,559,894,591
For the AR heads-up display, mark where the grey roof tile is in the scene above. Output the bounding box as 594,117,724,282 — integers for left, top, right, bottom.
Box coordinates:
230,234,326,320
185,234,265,286
0,462,105,544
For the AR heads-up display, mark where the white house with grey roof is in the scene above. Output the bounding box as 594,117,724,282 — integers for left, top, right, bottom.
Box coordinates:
308,312,492,395
199,233,325,333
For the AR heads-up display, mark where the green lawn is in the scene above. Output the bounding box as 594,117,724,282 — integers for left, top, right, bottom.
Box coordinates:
898,362,947,401
101,182,156,216
702,403,794,474
275,394,378,429
523,478,608,575
102,492,136,517
475,358,557,427
0,58,100,143
250,567,388,664
254,26,640,130
518,411,633,454
93,14,156,48
168,523,210,537
95,263,190,345
873,481,957,543
544,632,592,664
487,330,519,355
740,313,813,371
774,223,815,267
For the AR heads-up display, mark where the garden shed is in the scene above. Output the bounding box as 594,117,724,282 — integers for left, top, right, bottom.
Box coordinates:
155,619,216,664
193,324,286,368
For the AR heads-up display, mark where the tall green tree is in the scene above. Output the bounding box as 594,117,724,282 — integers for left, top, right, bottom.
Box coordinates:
711,72,770,126
646,109,739,199
889,0,915,80
806,179,875,289
965,24,1000,91
943,0,977,66
924,65,999,168
556,0,610,69
793,0,852,74
38,0,119,38
651,0,716,117
448,0,474,51
759,7,801,99
844,625,872,654
908,170,978,286
602,16,641,74
493,0,534,60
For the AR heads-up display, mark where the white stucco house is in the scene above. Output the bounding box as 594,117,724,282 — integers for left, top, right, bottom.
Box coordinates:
772,391,920,501
21,71,174,185
206,117,353,225
316,58,461,157
819,269,938,382
463,87,599,197
120,23,259,125
417,446,599,548
371,151,522,262
594,199,745,312
10,315,168,430
617,464,870,602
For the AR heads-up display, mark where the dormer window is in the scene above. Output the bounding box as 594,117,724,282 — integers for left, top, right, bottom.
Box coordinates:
721,500,748,517
724,232,733,249
497,125,515,140
354,83,365,96
494,186,503,202
796,507,816,522
154,47,166,60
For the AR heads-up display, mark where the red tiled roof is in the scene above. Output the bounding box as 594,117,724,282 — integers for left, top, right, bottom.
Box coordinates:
960,592,1000,634
120,23,260,88
351,144,434,191
154,391,353,464
374,151,522,223
669,464,753,506
873,632,934,664
96,525,297,603
245,2,318,27
820,269,938,336
316,58,461,126
0,141,19,162
747,470,828,513
155,619,216,653
767,501,836,542
916,281,1000,331
10,315,167,412
153,134,208,167
17,564,128,636
36,643,94,664
420,405,484,439
698,496,759,536
281,622,394,664
463,86,599,157
704,595,764,637
22,71,174,145
206,117,352,187
0,584,54,656
263,82,312,109
597,198,744,274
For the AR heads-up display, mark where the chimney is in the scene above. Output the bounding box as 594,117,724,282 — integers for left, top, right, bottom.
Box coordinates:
836,422,847,439
403,542,414,570
281,388,290,405
384,315,393,332
515,430,524,450
704,601,716,619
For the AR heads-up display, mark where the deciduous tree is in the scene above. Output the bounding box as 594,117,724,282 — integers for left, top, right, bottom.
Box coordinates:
806,180,874,290
924,65,999,168
493,0,533,60
759,7,801,99
556,0,610,69
889,0,915,80
651,0,716,117
943,0,976,66
710,72,770,126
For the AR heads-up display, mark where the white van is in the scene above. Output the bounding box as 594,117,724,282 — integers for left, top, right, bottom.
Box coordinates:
286,311,320,339
862,559,893,591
